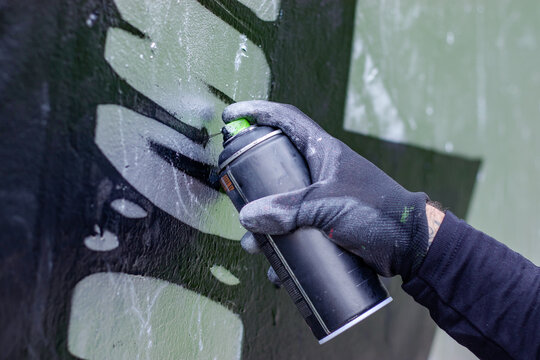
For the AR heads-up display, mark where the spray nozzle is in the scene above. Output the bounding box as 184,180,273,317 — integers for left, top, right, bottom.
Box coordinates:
221,118,251,143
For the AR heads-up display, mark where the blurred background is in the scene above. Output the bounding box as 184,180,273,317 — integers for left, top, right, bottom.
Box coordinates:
344,2,540,358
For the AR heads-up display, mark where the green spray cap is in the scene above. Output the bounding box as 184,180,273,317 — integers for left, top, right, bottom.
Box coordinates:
222,118,251,143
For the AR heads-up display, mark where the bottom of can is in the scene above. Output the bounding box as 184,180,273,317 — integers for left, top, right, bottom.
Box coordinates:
318,297,393,345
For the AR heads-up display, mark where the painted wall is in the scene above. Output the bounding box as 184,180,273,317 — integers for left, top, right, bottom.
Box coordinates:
0,1,488,359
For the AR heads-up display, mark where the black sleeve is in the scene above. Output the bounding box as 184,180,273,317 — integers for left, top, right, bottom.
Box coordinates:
402,211,540,360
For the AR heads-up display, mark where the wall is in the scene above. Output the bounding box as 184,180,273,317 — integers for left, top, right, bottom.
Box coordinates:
1,1,485,359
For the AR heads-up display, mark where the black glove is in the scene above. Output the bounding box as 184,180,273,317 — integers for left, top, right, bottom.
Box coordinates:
223,101,430,280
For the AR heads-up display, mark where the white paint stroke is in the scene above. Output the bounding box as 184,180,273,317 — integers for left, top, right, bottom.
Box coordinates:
68,273,244,359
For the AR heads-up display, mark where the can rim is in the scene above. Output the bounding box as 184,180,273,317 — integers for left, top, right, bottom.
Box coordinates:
222,124,258,147
318,297,393,345
218,129,282,173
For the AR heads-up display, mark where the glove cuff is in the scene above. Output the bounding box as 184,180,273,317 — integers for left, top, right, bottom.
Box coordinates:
400,192,430,281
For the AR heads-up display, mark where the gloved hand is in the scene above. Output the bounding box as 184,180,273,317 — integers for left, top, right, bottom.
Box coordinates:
223,100,430,280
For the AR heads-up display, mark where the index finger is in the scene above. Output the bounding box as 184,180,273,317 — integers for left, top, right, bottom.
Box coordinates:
222,100,330,154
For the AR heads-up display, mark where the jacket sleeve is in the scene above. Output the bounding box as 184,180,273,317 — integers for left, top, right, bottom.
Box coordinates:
402,211,540,360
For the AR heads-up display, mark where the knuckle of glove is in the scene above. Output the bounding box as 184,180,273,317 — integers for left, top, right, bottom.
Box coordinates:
239,204,296,235
267,267,282,287
240,232,260,254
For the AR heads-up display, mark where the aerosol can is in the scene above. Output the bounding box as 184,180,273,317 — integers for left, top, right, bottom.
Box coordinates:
217,118,392,344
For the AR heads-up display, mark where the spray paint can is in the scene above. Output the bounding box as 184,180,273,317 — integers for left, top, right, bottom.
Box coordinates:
217,119,392,344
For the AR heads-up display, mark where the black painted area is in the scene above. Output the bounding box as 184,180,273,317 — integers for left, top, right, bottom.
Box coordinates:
0,1,57,357
0,1,480,360
196,0,275,49
149,141,221,190
120,78,210,146
206,82,236,106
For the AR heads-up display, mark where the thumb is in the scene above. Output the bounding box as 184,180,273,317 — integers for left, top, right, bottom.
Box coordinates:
239,186,314,235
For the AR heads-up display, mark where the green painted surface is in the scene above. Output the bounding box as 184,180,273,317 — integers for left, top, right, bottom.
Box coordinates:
68,273,243,360
345,1,540,358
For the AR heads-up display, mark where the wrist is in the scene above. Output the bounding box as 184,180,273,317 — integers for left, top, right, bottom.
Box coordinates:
426,202,445,250
398,193,431,280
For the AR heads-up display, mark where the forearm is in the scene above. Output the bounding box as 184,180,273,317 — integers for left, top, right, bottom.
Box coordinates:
403,211,540,360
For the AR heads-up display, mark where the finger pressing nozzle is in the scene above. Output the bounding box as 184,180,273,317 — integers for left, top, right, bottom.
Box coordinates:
221,118,251,143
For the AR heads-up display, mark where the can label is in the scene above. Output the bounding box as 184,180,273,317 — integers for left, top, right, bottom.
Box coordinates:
220,174,235,192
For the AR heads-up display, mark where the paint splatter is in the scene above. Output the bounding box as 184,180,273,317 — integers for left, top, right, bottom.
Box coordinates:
84,225,119,251
67,273,243,359
400,206,414,223
110,198,148,218
446,31,455,45
86,12,97,27
343,37,405,143
328,228,334,239
210,265,240,286
234,34,249,72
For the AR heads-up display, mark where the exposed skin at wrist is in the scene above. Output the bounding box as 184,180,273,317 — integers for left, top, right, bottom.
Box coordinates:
426,204,445,249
